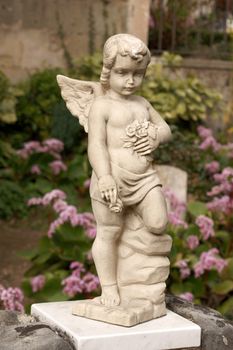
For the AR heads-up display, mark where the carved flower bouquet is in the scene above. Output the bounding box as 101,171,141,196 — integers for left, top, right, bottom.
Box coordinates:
123,118,158,161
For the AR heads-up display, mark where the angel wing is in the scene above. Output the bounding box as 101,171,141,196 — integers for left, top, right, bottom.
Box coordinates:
56,74,104,133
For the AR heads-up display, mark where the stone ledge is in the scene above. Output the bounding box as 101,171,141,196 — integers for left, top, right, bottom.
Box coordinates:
166,294,233,350
0,310,74,350
1,294,233,349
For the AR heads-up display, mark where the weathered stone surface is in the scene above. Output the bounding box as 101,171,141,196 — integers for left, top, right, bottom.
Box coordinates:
72,298,163,327
0,311,73,350
118,244,170,285
120,229,172,255
120,282,166,305
0,310,33,326
166,294,233,350
0,0,150,82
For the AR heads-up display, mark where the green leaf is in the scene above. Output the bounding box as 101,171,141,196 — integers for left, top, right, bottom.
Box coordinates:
212,280,233,295
187,201,208,217
222,258,233,280
57,224,83,242
33,251,54,265
218,297,233,316
18,248,38,261
215,231,230,243
176,102,186,115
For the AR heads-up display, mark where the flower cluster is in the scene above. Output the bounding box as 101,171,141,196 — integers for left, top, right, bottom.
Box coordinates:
195,215,215,241
179,292,194,302
176,260,191,279
197,126,221,152
163,188,187,228
30,275,46,293
62,262,99,297
205,161,220,175
207,167,233,214
0,285,24,312
28,189,96,238
17,138,67,176
194,248,227,278
186,235,199,250
49,160,67,175
17,139,64,159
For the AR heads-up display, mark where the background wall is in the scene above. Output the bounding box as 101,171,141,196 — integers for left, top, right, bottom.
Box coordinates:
0,0,150,82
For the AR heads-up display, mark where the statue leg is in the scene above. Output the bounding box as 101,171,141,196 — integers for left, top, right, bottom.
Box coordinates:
91,198,124,307
134,186,168,234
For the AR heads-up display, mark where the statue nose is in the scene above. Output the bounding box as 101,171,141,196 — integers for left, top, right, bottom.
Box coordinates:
127,75,134,84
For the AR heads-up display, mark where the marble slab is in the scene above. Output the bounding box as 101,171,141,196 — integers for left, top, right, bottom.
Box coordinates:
31,301,201,350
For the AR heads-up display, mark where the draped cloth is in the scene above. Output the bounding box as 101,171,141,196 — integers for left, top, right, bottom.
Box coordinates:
90,162,162,206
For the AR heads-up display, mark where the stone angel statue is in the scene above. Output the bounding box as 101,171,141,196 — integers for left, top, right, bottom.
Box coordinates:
57,33,173,327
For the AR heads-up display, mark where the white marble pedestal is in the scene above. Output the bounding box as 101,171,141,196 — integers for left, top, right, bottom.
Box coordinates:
31,301,201,350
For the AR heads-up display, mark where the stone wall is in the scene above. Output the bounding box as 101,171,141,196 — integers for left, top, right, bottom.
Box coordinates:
1,295,233,349
0,0,150,82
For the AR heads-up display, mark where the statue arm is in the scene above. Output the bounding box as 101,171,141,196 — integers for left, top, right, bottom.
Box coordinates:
88,99,111,178
88,99,117,204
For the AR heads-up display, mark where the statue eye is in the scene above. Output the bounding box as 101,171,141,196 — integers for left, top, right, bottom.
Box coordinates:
135,71,144,77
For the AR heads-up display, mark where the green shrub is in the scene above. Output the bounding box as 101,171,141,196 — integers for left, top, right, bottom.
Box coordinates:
141,53,222,127
0,71,22,124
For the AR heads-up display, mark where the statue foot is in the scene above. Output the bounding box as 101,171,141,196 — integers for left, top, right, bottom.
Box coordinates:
100,284,120,307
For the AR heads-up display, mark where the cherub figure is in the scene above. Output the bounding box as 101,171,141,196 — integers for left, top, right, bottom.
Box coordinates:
57,34,172,309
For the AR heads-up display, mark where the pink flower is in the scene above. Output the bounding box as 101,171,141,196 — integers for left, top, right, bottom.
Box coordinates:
42,139,64,153
176,260,191,279
30,275,46,293
83,272,100,293
199,136,221,152
86,227,97,239
30,164,41,175
164,188,188,228
179,292,194,302
62,263,99,297
194,248,227,277
195,215,215,240
187,235,199,250
83,179,91,189
205,161,220,174
43,189,67,205
70,261,85,273
53,199,68,213
168,212,188,228
62,275,85,297
27,197,43,206
49,160,67,175
197,126,213,139
213,167,233,186
207,195,233,214
0,285,24,312
47,216,65,237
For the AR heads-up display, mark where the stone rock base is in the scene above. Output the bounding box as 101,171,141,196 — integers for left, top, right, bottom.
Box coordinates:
72,297,166,327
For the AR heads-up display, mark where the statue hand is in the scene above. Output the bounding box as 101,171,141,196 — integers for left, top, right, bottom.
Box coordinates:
98,175,117,203
133,135,159,155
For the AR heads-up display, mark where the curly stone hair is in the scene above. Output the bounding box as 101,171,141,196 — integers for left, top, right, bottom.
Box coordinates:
100,34,151,89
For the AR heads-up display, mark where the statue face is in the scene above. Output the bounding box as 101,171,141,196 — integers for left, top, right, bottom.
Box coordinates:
109,54,148,96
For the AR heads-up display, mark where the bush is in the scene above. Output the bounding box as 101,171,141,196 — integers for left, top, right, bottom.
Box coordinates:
141,53,222,127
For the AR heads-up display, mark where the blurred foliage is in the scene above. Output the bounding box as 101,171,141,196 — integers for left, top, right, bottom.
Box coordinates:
0,52,222,149
15,69,63,141
0,71,22,124
141,54,222,128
